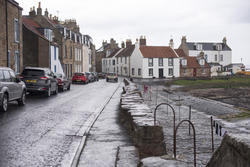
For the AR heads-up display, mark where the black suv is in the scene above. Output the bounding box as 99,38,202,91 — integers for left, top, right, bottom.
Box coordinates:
0,67,26,112
20,67,58,97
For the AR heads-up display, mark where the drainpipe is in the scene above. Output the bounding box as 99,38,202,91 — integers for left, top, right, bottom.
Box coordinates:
5,0,9,67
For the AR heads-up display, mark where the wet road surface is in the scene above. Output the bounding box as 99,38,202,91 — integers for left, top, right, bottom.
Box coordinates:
0,80,119,167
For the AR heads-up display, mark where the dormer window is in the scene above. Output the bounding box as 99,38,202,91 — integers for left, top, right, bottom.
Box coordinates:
197,44,202,50
199,59,205,66
44,29,53,41
181,59,187,66
217,44,222,51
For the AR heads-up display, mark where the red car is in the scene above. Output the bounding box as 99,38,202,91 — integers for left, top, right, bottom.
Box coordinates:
72,73,88,84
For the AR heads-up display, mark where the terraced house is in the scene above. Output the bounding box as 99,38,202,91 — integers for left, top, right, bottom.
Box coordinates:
0,0,23,73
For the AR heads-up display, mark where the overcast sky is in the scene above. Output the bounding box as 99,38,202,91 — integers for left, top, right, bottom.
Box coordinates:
18,0,250,65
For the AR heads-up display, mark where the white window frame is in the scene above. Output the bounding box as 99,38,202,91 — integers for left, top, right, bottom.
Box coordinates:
14,18,20,43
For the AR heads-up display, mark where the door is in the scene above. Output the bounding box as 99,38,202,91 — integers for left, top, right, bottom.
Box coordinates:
193,68,197,77
9,70,22,99
159,69,164,78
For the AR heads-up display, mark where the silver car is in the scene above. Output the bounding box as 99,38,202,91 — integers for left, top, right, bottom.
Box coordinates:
0,67,26,112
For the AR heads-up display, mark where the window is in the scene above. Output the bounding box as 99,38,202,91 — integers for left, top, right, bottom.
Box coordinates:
14,19,20,42
109,60,111,65
159,58,163,66
70,47,73,59
9,70,16,82
54,65,57,73
215,55,218,62
181,59,187,66
120,57,122,63
112,60,115,66
3,70,11,82
205,54,208,61
138,68,141,76
124,67,127,74
148,58,153,67
199,59,205,66
197,44,202,50
168,68,173,76
217,44,222,51
168,58,173,66
125,57,127,64
117,67,119,73
70,64,72,77
44,29,53,41
220,55,223,61
15,51,20,73
183,69,186,74
64,45,67,58
0,71,4,81
132,68,135,75
149,68,153,76
121,67,122,74
202,68,206,74
7,51,10,67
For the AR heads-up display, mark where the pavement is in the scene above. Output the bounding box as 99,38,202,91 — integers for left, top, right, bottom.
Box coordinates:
77,83,139,167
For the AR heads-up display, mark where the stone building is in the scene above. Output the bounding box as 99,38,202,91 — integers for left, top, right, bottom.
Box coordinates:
0,0,23,73
96,38,119,72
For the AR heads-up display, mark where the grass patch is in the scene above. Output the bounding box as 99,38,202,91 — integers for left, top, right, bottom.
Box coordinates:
167,77,250,89
218,109,250,121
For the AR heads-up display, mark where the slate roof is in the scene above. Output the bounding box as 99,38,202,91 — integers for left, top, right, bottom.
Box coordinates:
107,48,122,58
186,42,232,51
22,17,48,41
116,45,135,57
140,46,178,58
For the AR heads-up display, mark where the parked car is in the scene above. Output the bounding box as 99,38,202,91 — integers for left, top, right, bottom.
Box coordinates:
91,72,99,81
0,67,26,112
106,73,118,82
98,72,106,79
20,67,58,97
72,72,88,84
55,73,71,91
85,72,95,82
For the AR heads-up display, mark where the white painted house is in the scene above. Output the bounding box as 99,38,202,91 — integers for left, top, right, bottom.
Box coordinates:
179,37,232,67
130,43,180,78
50,45,64,75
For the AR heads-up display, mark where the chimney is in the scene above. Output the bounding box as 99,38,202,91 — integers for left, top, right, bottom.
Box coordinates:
181,36,187,45
223,37,227,45
29,7,36,16
139,36,146,46
169,38,174,49
45,8,48,17
126,39,132,48
121,41,125,48
49,14,52,20
37,2,42,15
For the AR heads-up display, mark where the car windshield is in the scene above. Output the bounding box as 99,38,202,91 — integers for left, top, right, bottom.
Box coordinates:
74,73,84,76
109,73,116,76
22,69,45,76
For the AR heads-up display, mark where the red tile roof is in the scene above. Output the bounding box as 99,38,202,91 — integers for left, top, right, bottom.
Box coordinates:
140,46,178,58
174,49,187,57
181,56,210,68
23,17,48,41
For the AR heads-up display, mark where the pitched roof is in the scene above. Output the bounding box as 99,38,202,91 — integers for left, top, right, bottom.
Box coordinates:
107,48,121,58
181,56,210,68
22,17,48,41
140,46,178,58
174,49,187,57
116,45,135,57
186,42,231,51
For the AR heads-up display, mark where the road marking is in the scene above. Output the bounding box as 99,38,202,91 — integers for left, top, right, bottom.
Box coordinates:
70,83,121,167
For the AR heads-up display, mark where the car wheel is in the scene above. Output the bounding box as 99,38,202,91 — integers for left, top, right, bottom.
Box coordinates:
0,94,8,112
18,91,26,106
67,84,71,90
46,86,51,97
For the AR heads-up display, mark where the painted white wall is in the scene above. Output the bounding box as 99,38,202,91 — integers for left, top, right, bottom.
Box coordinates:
82,45,91,72
50,45,64,75
189,50,232,66
130,45,143,78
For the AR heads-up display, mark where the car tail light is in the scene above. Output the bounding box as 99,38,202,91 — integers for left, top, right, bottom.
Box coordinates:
40,77,48,80
57,78,62,83
19,75,24,79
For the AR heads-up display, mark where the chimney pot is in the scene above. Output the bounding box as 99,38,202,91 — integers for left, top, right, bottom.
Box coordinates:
139,36,146,46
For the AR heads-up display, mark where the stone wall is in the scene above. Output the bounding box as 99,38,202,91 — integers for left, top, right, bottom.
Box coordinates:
120,79,166,158
206,133,250,167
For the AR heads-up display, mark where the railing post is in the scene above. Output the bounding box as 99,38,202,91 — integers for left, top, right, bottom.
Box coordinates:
211,116,214,152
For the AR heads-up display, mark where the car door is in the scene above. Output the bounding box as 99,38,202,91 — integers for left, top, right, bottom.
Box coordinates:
9,70,22,99
50,71,57,91
3,70,15,100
